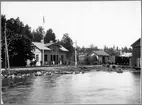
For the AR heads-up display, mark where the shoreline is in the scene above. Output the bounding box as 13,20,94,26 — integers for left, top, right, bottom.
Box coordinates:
1,65,140,86
1,65,96,75
1,65,139,74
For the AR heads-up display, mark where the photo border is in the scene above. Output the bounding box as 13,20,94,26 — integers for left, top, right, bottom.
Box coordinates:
0,0,141,105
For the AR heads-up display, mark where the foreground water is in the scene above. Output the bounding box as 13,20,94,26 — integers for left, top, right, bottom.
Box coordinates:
2,70,141,104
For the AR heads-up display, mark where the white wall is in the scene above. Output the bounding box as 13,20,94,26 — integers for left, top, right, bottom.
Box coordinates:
105,57,109,63
109,56,115,63
98,56,102,63
34,48,41,66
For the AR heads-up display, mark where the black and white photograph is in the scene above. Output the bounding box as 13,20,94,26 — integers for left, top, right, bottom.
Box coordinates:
1,1,141,104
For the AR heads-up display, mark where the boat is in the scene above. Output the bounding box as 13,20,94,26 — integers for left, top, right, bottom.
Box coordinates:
116,68,123,73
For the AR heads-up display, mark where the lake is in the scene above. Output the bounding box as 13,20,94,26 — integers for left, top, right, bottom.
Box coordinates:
2,70,141,104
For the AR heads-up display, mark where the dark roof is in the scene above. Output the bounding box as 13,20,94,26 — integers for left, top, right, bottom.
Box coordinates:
131,38,141,47
32,42,68,52
92,50,109,56
45,42,68,52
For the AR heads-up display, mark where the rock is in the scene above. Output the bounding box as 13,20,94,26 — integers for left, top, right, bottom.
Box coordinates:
11,74,15,78
79,72,83,74
35,71,42,76
26,74,30,76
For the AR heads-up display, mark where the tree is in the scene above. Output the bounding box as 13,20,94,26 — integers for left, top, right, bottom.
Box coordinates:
79,46,86,53
90,44,97,49
108,47,117,56
121,46,132,53
103,46,119,56
104,45,108,52
1,15,34,67
60,33,74,60
32,26,44,42
44,28,56,43
128,47,132,52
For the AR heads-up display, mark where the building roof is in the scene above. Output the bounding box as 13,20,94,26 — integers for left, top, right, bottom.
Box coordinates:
45,42,55,47
92,50,110,56
45,42,68,52
120,52,132,57
131,38,141,47
33,42,68,52
32,42,51,50
59,45,68,52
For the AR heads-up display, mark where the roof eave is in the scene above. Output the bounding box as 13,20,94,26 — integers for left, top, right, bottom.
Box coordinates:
60,50,68,52
131,38,141,47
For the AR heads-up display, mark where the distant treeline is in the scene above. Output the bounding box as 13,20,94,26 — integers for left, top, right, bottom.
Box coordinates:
77,44,132,56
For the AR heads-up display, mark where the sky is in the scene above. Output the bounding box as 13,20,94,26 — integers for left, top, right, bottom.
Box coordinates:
1,1,141,49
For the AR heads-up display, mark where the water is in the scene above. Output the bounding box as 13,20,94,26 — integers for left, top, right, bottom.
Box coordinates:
2,70,141,104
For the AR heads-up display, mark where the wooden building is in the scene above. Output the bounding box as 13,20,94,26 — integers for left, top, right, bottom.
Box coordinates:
109,53,132,65
131,38,141,68
78,53,87,64
89,50,110,64
32,42,68,66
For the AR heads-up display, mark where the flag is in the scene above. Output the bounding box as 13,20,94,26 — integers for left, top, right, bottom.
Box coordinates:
43,16,45,23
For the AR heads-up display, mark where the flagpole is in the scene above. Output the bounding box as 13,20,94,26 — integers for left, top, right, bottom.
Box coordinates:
4,22,10,73
42,16,45,66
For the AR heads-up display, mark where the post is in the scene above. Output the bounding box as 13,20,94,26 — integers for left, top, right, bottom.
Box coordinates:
4,22,10,73
5,46,7,71
75,41,77,66
42,42,44,66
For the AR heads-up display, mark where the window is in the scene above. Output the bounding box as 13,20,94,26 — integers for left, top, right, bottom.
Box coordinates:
36,54,39,61
61,55,64,61
44,55,48,62
51,55,52,61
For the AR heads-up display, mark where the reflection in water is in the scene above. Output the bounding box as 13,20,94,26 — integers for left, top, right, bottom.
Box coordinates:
2,70,140,104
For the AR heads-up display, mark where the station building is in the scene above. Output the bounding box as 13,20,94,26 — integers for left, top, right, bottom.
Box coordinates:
31,41,68,66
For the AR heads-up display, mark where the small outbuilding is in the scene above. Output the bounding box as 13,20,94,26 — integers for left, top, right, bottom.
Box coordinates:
89,50,110,64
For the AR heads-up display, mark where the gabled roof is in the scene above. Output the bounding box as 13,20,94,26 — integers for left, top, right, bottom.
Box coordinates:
92,50,109,56
32,42,51,50
59,45,68,52
45,42,68,52
35,42,68,52
131,38,141,47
